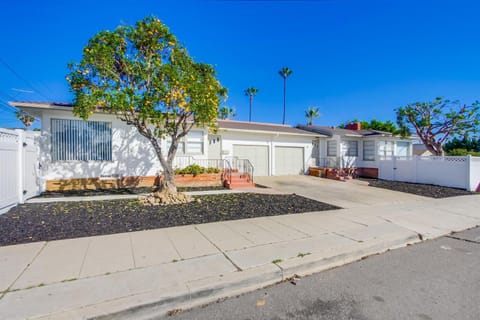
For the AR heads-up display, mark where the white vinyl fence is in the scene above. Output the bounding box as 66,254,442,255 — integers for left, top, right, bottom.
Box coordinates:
379,155,480,191
0,129,40,214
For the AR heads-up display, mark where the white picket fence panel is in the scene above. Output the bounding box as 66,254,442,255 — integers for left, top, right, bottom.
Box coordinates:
379,155,480,191
0,129,40,214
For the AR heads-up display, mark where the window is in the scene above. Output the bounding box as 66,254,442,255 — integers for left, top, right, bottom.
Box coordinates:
187,131,204,154
344,140,358,157
51,119,112,161
167,130,204,155
396,141,409,157
363,140,375,161
377,141,394,158
327,140,337,156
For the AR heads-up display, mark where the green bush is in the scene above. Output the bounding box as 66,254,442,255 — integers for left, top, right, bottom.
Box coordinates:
446,148,480,156
174,164,220,176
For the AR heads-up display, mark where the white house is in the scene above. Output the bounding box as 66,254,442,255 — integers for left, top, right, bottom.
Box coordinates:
10,101,414,190
297,123,415,177
10,101,325,191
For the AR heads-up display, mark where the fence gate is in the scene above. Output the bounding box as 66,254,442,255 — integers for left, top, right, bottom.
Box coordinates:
0,129,39,214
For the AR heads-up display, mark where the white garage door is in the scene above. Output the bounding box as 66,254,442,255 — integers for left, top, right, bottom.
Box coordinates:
233,145,269,176
275,146,304,175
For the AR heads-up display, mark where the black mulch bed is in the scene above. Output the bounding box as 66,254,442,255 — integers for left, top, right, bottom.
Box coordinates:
37,186,226,198
363,179,473,198
0,193,339,246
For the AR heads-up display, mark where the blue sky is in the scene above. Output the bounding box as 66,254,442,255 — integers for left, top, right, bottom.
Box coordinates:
1,0,479,129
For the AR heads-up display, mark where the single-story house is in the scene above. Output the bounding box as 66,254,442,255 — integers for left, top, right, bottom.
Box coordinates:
10,101,326,191
297,122,415,177
10,101,414,190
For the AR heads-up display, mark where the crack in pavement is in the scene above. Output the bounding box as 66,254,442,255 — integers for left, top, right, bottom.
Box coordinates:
446,235,480,245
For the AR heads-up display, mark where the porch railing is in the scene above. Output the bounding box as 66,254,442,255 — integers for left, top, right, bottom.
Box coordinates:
173,156,233,186
229,158,254,183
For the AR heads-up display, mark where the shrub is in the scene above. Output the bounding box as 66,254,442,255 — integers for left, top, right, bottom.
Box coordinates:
174,165,220,176
446,148,480,156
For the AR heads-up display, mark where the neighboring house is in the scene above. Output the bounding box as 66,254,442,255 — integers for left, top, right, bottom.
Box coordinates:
9,101,325,191
413,143,433,156
298,122,415,177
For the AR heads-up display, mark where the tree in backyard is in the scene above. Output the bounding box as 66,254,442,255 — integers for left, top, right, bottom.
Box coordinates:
443,136,480,156
339,119,400,134
305,106,320,126
67,16,227,204
218,106,236,120
278,67,293,125
396,97,480,156
244,87,258,122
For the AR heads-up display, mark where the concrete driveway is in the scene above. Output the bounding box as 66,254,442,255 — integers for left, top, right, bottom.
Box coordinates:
254,175,427,209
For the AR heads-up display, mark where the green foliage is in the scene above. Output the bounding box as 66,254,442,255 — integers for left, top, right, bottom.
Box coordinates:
443,137,480,153
446,148,480,156
339,119,400,134
396,97,480,156
278,67,293,79
305,107,320,126
174,164,220,176
15,111,35,128
218,106,236,120
244,87,258,98
67,16,226,188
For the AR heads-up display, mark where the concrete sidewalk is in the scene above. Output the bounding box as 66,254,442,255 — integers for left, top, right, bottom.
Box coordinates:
1,194,479,319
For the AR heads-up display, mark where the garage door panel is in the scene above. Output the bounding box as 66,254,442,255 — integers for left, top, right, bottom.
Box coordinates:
233,145,269,176
275,146,304,175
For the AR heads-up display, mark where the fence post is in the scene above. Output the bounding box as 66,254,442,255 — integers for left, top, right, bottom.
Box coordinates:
414,155,418,183
15,129,25,204
466,155,472,191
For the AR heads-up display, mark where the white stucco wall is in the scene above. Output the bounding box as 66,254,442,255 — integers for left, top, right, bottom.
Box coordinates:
317,135,413,168
38,110,208,190
219,131,316,176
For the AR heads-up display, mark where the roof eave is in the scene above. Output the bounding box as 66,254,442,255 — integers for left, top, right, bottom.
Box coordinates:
218,127,326,138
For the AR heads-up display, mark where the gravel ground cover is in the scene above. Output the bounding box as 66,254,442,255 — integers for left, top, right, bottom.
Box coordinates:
364,179,473,198
0,193,339,246
37,186,226,198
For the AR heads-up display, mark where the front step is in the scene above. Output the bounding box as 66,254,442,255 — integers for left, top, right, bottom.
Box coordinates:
224,173,254,189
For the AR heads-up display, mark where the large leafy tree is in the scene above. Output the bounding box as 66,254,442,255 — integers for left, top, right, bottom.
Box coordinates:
305,106,320,126
339,119,400,134
67,16,226,204
244,87,258,122
278,67,292,125
396,97,480,156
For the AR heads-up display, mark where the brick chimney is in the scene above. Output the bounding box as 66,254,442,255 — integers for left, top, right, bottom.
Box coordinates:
345,122,361,131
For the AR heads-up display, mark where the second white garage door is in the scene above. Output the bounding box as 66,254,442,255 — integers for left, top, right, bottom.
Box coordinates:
275,146,304,175
233,145,269,176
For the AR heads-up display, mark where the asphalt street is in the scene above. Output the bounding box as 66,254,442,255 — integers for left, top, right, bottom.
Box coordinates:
160,227,480,320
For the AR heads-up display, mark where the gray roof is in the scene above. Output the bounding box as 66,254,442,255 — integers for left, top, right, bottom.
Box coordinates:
218,120,324,137
297,125,393,138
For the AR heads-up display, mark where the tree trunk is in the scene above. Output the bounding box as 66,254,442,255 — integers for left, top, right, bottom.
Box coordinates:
283,78,286,125
139,136,192,205
249,96,252,122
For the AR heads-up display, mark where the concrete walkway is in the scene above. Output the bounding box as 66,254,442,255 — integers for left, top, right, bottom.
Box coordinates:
1,192,479,319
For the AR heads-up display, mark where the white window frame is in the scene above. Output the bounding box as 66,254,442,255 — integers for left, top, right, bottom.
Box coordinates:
327,140,337,157
167,130,204,155
344,140,358,157
363,140,375,161
51,118,112,161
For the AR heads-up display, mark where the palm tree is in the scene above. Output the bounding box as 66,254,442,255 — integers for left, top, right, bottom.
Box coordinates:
244,87,259,122
278,67,293,125
218,106,236,120
305,107,320,126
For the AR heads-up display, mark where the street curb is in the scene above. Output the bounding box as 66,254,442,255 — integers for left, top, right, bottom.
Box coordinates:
83,234,421,320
